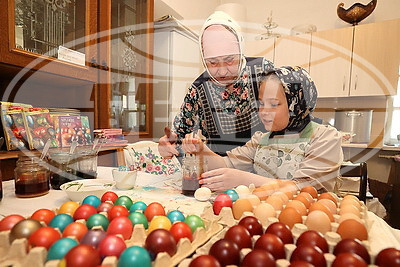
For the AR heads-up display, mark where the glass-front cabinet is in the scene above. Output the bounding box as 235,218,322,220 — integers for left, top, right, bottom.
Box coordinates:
96,0,153,138
0,0,154,138
0,0,98,81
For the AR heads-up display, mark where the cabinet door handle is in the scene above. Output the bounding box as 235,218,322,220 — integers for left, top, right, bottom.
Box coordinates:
90,57,99,68
342,76,346,91
101,60,109,71
354,74,358,90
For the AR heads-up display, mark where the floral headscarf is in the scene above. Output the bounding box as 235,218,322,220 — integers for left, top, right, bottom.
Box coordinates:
268,66,318,134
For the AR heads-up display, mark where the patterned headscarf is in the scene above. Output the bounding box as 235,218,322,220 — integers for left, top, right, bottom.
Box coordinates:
267,66,318,134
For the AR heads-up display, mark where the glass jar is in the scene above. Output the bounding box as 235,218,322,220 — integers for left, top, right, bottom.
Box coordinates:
14,155,49,198
75,150,97,179
48,152,77,190
181,153,206,196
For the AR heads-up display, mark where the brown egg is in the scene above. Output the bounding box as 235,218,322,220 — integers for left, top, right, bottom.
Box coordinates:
253,203,276,224
253,187,273,201
245,194,261,207
309,202,334,222
340,198,362,211
339,204,361,218
278,180,297,200
266,195,284,211
233,198,253,220
298,192,315,204
337,219,368,240
278,207,302,229
294,195,311,209
318,192,338,206
285,200,308,216
305,210,332,234
271,191,289,204
300,186,318,198
343,194,360,201
317,199,338,214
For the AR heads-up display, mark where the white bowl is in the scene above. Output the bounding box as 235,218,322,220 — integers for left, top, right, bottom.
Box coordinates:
112,169,137,190
60,179,116,202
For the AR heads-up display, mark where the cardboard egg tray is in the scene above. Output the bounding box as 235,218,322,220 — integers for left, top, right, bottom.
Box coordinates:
179,208,382,267
0,215,223,267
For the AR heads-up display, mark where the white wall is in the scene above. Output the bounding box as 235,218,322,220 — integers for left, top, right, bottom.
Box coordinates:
155,0,400,37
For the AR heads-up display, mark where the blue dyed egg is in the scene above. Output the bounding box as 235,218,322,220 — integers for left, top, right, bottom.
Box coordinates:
118,246,151,267
82,195,101,208
167,210,185,223
224,189,239,202
47,237,78,260
129,201,147,212
49,214,73,232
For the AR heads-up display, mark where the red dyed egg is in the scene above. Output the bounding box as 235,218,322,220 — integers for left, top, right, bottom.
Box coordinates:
28,226,61,250
239,216,263,236
108,205,129,221
333,239,370,264
241,249,276,267
144,202,166,222
101,191,118,203
224,225,252,250
73,204,97,221
265,222,293,244
332,253,367,267
254,233,285,260
170,221,193,243
98,234,127,258
375,247,400,267
31,209,55,225
290,245,326,267
209,239,240,266
213,193,233,215
107,216,133,240
64,244,101,267
0,214,25,231
297,230,329,253
189,255,221,267
145,229,177,260
289,260,314,267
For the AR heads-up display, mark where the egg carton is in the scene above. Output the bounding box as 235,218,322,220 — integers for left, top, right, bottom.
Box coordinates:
177,219,382,267
0,216,223,267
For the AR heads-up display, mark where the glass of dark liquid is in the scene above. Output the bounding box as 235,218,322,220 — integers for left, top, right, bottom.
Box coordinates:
48,152,77,189
181,153,206,196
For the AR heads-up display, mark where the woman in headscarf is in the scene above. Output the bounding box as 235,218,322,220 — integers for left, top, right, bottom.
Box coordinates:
183,66,343,192
159,11,274,158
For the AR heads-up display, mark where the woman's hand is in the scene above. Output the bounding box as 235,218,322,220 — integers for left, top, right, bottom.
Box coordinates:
200,168,251,192
182,130,205,154
158,130,179,159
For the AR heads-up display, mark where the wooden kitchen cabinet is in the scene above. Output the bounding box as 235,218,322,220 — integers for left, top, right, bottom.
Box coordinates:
274,33,311,72
310,19,400,97
0,0,98,82
309,27,353,97
350,19,400,96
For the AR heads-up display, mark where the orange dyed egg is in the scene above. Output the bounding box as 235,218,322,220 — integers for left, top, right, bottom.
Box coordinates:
337,219,368,240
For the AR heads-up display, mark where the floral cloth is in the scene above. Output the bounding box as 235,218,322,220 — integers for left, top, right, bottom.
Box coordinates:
124,143,181,176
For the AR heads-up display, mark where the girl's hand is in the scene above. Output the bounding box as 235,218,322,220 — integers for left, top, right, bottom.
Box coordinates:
200,168,249,192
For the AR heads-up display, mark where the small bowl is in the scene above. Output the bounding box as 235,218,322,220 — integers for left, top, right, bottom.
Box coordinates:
112,169,137,190
60,179,116,202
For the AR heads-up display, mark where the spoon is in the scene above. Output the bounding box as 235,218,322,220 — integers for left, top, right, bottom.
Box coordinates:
69,140,78,154
40,139,52,161
92,136,100,151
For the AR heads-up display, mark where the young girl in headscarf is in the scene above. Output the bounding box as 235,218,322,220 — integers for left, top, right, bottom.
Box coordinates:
183,66,343,192
159,11,274,158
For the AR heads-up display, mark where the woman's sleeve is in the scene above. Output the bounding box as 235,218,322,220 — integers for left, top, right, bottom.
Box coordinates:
294,125,343,192
172,85,206,140
262,58,275,71
223,131,264,172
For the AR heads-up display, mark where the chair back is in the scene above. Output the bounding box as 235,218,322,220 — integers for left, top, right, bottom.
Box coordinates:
339,162,368,202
